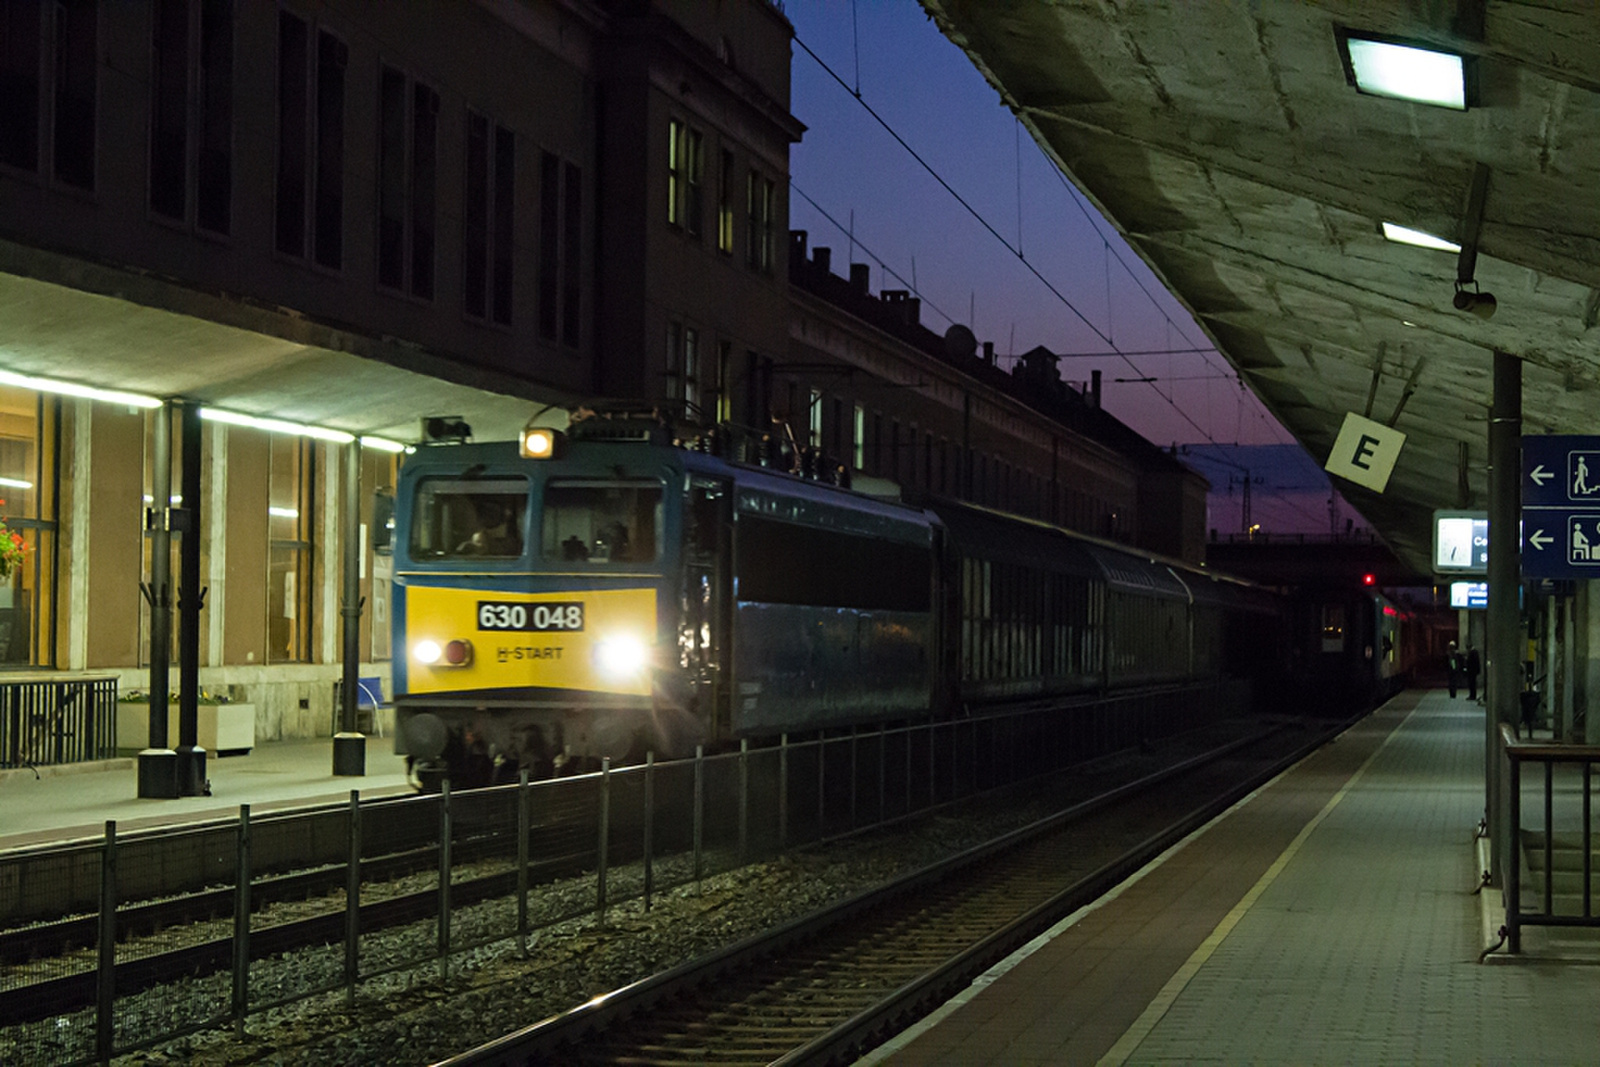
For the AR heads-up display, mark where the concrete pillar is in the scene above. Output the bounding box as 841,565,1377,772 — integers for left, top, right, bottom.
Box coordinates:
334,438,365,777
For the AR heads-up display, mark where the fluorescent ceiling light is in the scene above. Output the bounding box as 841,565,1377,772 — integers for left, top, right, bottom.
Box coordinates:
0,369,162,408
1382,222,1460,253
200,407,355,443
0,477,33,490
1342,33,1467,110
268,506,300,519
360,436,408,453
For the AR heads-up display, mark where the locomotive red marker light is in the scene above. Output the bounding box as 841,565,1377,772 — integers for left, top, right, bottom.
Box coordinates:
444,639,474,666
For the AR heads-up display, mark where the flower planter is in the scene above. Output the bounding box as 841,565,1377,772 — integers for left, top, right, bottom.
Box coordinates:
115,703,256,757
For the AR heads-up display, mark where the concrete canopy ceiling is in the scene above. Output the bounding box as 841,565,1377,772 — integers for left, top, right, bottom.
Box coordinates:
0,260,553,446
924,0,1600,575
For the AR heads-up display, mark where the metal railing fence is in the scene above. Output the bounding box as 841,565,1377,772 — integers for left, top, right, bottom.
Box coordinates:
0,679,1248,1064
1498,724,1600,953
0,676,117,769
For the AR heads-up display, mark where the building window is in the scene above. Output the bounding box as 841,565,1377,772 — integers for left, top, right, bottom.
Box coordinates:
377,65,437,298
539,151,581,347
0,4,43,173
808,389,822,447
746,170,774,271
852,404,865,470
0,388,58,667
667,119,682,227
717,149,734,254
464,110,514,324
149,0,232,229
276,15,343,265
666,322,701,416
52,0,95,189
715,341,732,423
268,436,313,663
0,2,96,186
667,120,704,237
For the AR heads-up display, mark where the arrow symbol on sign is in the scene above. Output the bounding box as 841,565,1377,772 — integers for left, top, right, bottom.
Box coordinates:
1529,529,1554,551
1530,464,1554,486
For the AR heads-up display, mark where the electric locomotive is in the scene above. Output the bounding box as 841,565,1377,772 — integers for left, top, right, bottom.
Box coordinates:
392,410,939,785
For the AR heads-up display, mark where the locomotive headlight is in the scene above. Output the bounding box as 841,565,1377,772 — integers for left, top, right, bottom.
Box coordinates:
414,640,442,665
594,633,650,680
520,426,563,459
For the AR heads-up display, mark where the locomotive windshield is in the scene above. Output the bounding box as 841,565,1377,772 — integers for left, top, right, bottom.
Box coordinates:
542,480,660,564
408,477,528,559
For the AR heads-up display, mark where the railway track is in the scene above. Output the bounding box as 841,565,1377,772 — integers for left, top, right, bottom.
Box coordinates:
444,719,1336,1066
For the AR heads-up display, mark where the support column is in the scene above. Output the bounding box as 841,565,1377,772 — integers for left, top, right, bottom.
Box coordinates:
334,438,365,776
138,402,177,798
1486,350,1521,885
175,399,207,796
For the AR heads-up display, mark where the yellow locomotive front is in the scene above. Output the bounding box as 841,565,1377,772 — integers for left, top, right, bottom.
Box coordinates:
392,431,698,785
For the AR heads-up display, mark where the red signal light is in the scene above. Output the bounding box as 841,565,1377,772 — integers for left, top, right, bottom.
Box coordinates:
1362,573,1376,586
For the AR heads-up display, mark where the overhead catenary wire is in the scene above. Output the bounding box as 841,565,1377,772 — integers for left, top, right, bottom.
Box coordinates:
791,33,1222,447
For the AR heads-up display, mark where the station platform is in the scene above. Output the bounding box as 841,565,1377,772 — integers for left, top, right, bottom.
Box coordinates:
0,737,410,852
864,689,1600,1065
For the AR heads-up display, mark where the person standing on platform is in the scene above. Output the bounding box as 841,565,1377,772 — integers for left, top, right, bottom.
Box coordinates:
1446,641,1462,698
1466,646,1482,701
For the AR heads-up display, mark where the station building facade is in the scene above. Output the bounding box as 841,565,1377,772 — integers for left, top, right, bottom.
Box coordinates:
0,0,1204,747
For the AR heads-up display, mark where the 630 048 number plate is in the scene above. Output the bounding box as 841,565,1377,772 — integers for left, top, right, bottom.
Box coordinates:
476,601,584,632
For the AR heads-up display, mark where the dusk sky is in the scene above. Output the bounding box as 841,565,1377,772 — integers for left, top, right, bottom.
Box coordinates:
784,2,1367,534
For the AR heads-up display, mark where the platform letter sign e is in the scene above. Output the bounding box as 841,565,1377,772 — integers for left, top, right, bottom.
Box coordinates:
1324,412,1406,493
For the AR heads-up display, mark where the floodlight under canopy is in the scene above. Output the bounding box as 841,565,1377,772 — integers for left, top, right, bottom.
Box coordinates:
1339,31,1469,110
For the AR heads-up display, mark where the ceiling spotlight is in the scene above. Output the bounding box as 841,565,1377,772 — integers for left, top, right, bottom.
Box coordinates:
1453,282,1497,320
1336,29,1472,110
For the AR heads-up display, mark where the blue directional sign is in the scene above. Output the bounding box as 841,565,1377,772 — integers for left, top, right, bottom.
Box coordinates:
1522,435,1600,578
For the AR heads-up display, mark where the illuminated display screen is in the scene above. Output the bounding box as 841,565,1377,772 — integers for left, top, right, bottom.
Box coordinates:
1434,511,1488,573
1449,582,1488,609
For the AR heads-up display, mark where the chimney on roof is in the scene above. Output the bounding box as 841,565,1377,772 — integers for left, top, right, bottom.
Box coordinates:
813,246,831,274
1090,369,1102,408
982,341,995,365
881,289,921,326
850,263,870,295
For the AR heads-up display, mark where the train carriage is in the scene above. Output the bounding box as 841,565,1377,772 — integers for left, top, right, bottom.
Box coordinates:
391,410,1295,787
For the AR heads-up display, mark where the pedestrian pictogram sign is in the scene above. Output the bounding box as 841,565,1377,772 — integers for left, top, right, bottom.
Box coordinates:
1522,435,1600,578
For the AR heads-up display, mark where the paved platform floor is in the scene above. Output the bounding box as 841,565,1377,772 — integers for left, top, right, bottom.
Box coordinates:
863,690,1600,1065
0,737,410,852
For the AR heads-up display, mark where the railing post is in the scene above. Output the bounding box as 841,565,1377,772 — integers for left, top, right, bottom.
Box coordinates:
817,734,827,840
597,757,611,923
1544,762,1554,917
232,805,251,1037
344,790,360,1005
778,735,788,852
1585,759,1593,920
738,738,749,862
643,753,655,910
1507,745,1522,954
693,745,704,889
438,779,452,981
96,820,117,1063
849,727,858,831
517,770,530,953
878,725,886,825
